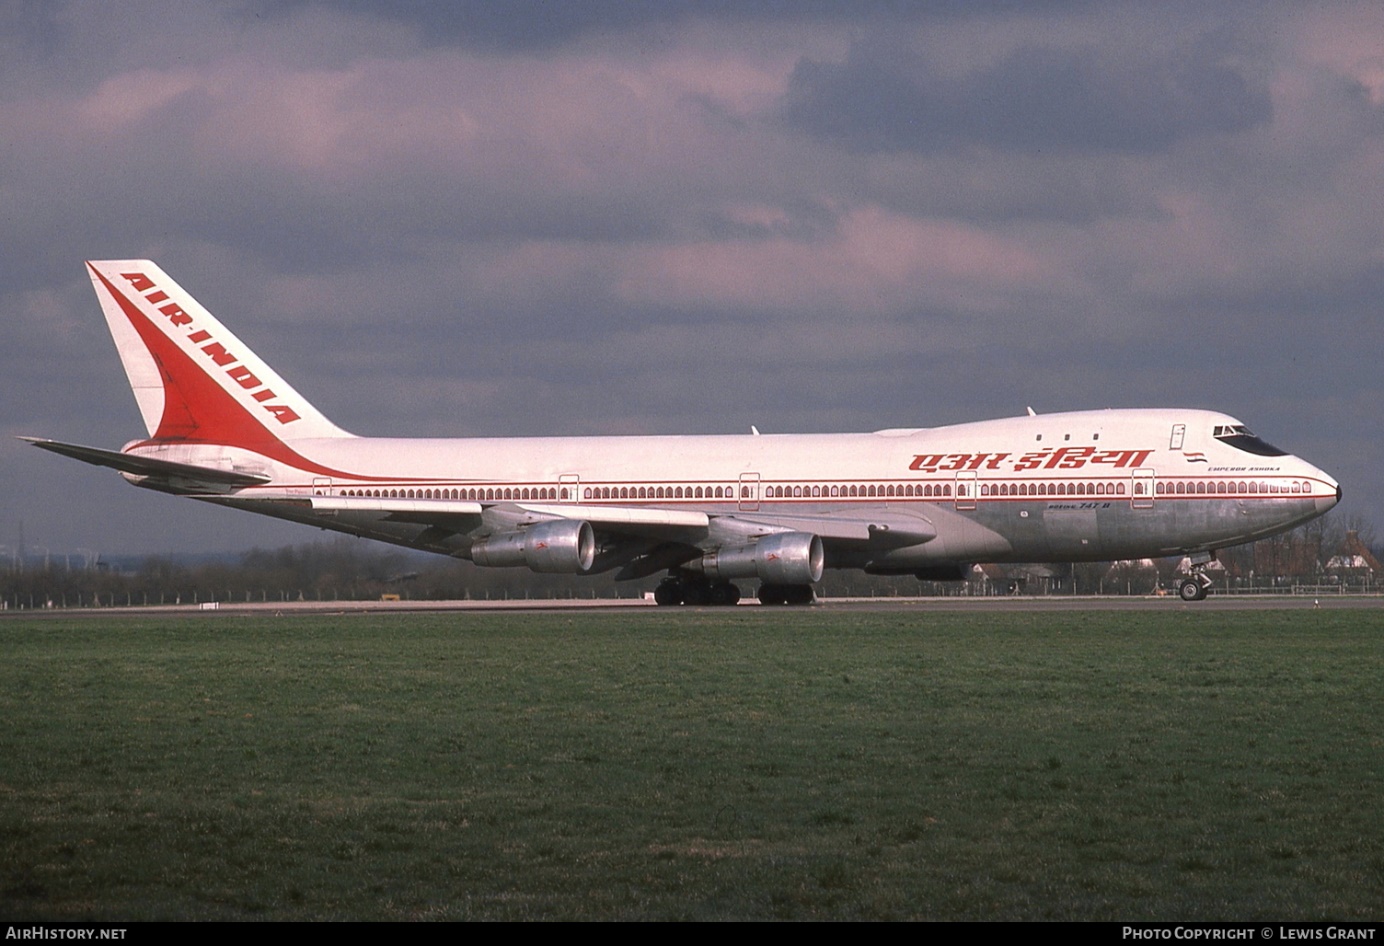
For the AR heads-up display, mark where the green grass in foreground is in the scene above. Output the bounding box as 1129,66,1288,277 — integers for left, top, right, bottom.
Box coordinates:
0,608,1380,920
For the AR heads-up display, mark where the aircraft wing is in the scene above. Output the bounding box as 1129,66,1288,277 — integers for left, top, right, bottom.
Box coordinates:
304,496,704,529
504,502,936,546
309,495,484,517
507,502,947,581
493,501,939,550
308,493,935,548
19,437,271,487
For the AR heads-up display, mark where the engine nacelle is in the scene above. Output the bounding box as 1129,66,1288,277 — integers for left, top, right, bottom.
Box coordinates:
470,519,595,574
696,532,824,584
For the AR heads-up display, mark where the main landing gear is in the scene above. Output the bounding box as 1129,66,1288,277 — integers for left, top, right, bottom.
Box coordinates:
1177,552,1216,601
652,576,816,606
756,583,816,606
654,576,741,607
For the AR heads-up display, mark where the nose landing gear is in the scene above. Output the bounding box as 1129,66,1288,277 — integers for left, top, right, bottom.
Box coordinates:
1177,552,1216,601
1178,576,1210,601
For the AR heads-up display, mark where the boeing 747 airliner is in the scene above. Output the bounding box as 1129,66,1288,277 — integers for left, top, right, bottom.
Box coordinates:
24,261,1341,604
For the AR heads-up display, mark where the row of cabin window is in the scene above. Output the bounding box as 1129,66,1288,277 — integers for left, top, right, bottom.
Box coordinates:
765,479,1310,500
978,482,1126,497
343,487,560,501
345,484,944,501
341,479,1313,504
1156,480,1309,496
585,485,731,500
764,483,951,498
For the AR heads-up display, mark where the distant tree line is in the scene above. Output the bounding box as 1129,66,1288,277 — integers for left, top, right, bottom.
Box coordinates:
1,514,1377,610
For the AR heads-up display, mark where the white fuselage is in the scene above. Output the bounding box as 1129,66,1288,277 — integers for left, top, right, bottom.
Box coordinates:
147,407,1337,571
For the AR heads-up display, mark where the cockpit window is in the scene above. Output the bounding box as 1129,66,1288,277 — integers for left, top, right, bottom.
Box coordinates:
1213,424,1288,457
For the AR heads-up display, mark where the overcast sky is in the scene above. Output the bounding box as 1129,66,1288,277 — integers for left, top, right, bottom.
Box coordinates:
2,0,1380,557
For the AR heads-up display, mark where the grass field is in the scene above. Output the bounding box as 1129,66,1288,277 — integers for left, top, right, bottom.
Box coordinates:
1,607,1380,920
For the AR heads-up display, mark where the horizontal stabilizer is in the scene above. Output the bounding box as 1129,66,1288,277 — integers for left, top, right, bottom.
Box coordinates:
19,437,271,486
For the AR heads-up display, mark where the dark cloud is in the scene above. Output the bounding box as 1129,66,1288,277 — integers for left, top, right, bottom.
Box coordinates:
0,0,72,64
249,0,938,51
782,35,1272,155
0,1,1380,554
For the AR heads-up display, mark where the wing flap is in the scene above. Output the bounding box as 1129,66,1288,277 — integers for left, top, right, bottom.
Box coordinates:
307,497,710,541
724,507,937,546
307,495,484,529
513,502,711,534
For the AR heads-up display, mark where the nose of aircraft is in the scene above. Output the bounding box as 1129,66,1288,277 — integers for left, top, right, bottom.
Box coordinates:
1315,471,1341,516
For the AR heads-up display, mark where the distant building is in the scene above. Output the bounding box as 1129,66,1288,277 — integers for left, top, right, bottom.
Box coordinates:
972,563,1060,594
1325,531,1382,580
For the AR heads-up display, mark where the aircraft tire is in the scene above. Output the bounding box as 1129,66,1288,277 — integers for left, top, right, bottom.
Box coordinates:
654,581,683,606
709,582,741,606
680,580,710,606
759,583,814,605
657,578,740,606
1178,578,1206,602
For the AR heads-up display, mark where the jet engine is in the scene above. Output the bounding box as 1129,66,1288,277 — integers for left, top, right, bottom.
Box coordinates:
694,531,824,584
470,519,595,573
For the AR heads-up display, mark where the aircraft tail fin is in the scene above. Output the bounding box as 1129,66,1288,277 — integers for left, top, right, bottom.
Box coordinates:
86,260,353,448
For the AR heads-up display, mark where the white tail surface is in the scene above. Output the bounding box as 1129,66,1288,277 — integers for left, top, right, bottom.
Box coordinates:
87,260,352,449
